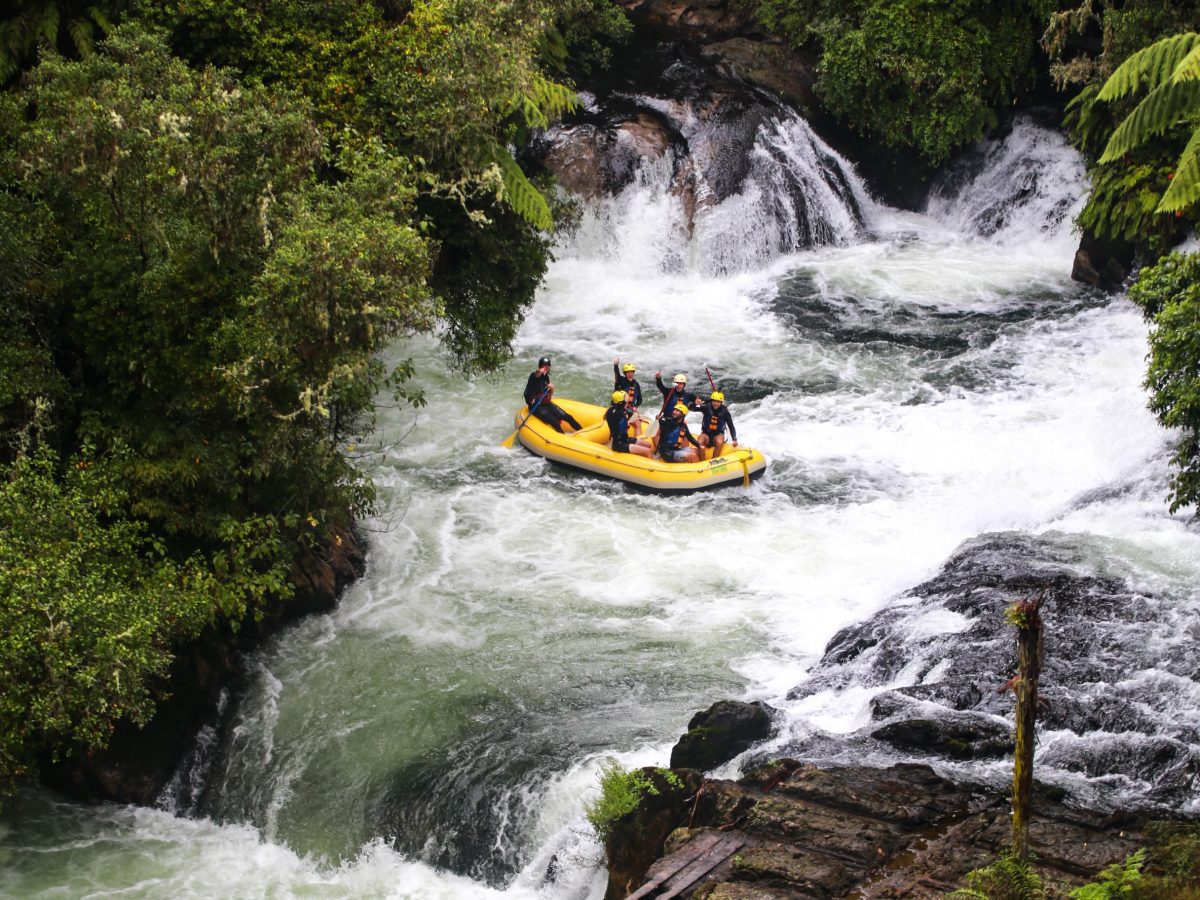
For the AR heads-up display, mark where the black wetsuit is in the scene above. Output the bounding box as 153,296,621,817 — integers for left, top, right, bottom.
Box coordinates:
613,364,643,408
524,370,582,433
604,402,635,452
696,401,736,441
653,375,700,416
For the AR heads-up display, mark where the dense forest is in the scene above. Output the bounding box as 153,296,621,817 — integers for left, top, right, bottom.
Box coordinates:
2,0,1200,799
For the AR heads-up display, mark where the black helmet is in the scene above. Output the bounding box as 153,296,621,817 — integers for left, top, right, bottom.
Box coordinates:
538,356,551,367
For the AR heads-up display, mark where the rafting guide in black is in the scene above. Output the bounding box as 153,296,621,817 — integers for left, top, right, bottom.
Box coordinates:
523,356,582,434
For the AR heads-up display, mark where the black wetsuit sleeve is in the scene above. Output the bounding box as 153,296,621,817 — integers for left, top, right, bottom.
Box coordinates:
684,424,701,448
613,363,621,386
724,408,736,441
525,372,546,406
655,375,670,396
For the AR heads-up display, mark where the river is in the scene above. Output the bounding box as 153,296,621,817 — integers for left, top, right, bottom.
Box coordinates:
2,115,1198,898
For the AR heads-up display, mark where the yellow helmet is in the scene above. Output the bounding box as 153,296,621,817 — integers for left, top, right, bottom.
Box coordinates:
710,391,724,402
612,390,627,404
622,363,636,372
674,402,689,415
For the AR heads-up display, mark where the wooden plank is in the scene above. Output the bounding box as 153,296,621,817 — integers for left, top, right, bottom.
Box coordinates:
656,835,746,899
626,832,724,900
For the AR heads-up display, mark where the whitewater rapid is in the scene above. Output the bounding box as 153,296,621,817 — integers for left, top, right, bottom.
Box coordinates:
3,118,1197,899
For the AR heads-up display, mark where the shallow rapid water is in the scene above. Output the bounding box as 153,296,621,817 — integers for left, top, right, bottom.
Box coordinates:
4,118,1198,898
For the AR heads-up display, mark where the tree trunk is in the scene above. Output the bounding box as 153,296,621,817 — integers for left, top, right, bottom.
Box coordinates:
1011,599,1043,861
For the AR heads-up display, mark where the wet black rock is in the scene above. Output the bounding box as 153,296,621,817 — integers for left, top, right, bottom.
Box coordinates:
671,700,778,770
783,532,1200,813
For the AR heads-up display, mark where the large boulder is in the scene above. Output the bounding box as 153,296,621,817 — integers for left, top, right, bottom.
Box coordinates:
671,700,777,770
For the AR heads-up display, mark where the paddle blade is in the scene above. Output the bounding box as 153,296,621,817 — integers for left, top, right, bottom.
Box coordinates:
500,429,518,449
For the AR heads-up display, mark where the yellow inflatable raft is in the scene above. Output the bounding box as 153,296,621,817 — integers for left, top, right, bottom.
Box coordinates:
513,398,767,492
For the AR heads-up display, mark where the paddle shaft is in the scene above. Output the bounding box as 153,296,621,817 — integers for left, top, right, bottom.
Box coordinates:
502,387,550,447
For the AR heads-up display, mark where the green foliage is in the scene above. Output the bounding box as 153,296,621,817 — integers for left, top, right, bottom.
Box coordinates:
585,762,683,842
139,0,603,361
753,0,1050,165
1069,850,1145,899
553,0,631,80
947,853,1048,900
0,444,215,789
1143,821,1200,883
0,0,122,82
948,826,1200,899
1075,160,1185,253
1129,252,1200,513
143,0,580,231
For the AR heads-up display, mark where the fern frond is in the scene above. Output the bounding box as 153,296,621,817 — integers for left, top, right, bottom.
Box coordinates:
1097,33,1200,102
87,6,114,34
1158,127,1200,212
36,2,59,49
487,144,553,231
530,73,577,122
67,18,94,59
1173,44,1200,83
1099,79,1200,162
504,74,578,131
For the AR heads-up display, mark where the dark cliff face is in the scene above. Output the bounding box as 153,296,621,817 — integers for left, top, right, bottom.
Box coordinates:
40,526,366,808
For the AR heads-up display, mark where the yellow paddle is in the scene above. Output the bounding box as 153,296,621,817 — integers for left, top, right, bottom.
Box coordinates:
501,388,549,448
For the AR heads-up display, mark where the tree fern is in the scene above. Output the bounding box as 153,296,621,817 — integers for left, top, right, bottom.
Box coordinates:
1099,79,1200,163
36,2,59,49
505,73,577,131
67,17,93,58
489,73,575,230
0,2,118,82
488,143,553,231
1096,33,1200,102
1098,32,1200,215
1162,127,1200,212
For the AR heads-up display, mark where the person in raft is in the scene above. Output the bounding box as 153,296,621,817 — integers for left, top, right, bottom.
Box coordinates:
653,402,702,462
654,371,700,417
695,390,737,459
613,358,644,431
613,359,643,409
524,356,583,433
605,391,652,457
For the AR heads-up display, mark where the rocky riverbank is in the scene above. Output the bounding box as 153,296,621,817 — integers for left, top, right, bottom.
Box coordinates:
601,524,1200,897
603,755,1155,898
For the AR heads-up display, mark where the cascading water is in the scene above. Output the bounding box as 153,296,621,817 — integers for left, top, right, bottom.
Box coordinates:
3,111,1198,898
